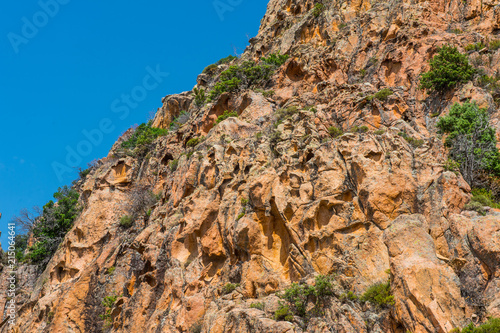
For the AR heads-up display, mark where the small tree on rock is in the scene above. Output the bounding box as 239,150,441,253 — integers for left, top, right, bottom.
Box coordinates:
420,45,475,92
437,101,500,186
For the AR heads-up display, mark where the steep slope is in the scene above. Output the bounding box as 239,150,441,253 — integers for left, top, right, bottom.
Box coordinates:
3,0,500,332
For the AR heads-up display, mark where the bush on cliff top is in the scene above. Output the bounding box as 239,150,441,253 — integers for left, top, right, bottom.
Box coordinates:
202,55,238,74
121,120,168,155
208,52,289,101
420,45,475,92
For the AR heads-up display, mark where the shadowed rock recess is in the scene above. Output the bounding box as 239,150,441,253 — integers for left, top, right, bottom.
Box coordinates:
3,0,500,332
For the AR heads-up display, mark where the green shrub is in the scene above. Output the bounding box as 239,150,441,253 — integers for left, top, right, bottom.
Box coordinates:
374,129,385,135
455,317,500,332
490,40,500,51
261,52,289,67
464,201,486,215
420,45,475,92
477,75,500,97
477,74,499,87
313,274,336,299
202,55,238,75
208,61,274,101
100,293,120,327
312,3,325,17
350,126,369,133
107,266,116,275
47,311,54,323
405,137,424,148
328,126,343,137
465,42,486,52
209,77,241,101
79,168,91,179
279,275,335,318
374,88,393,101
216,110,238,124
119,215,134,228
236,212,245,220
254,88,275,97
170,159,179,172
274,302,294,321
216,55,237,65
187,136,204,147
249,302,264,310
193,87,206,107
121,121,168,157
468,188,500,209
276,106,298,117
304,105,317,113
202,64,218,74
255,132,263,139
169,111,190,131
340,291,359,302
222,283,239,295
14,234,28,262
27,240,50,263
208,54,288,101
398,132,424,148
27,186,80,267
360,280,394,307
274,106,299,128
451,29,463,34
444,159,460,173
437,101,500,186
281,283,313,317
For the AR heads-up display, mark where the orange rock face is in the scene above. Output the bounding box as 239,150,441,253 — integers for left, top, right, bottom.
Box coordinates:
3,0,500,332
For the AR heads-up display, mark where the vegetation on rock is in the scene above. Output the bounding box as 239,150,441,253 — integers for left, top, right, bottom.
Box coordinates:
208,52,289,101
100,293,120,328
169,111,190,131
465,42,486,52
277,275,336,320
437,101,500,187
202,55,237,74
27,186,80,267
360,280,395,307
312,3,325,17
328,126,343,137
193,87,206,107
119,215,134,228
216,110,238,124
222,283,239,295
420,45,475,91
367,88,393,101
452,317,500,333
121,120,168,157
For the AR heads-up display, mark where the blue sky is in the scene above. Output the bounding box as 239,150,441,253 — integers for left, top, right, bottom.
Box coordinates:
0,0,269,249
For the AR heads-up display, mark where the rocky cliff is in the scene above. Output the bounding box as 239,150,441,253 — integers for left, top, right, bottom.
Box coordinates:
3,0,500,332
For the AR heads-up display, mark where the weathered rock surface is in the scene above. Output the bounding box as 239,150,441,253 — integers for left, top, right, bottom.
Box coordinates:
2,0,500,332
